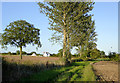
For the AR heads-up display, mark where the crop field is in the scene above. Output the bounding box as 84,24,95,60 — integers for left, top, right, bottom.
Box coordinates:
1,55,119,82
92,61,118,81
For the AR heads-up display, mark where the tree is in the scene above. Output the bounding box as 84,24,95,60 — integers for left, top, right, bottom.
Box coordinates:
90,48,100,59
57,49,63,57
8,52,11,55
100,51,105,58
16,50,20,55
2,20,41,59
71,11,97,58
0,33,2,44
38,2,95,62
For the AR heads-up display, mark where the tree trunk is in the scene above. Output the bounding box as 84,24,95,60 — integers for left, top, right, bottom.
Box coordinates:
79,47,82,57
80,52,82,58
63,13,67,58
86,47,89,58
20,46,22,59
63,29,67,58
80,45,84,57
67,34,71,60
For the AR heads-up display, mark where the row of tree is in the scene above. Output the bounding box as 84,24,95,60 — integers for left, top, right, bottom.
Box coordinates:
0,2,107,62
38,2,97,62
108,52,119,61
0,51,42,56
52,48,105,59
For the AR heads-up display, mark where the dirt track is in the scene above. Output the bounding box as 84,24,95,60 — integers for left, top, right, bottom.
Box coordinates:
92,61,118,81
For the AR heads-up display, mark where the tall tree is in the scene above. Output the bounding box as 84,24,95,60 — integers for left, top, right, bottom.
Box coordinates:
38,2,95,61
100,51,105,57
0,33,2,45
71,10,97,57
2,20,41,59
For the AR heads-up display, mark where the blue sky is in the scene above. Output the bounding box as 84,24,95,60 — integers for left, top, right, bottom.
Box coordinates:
0,2,118,55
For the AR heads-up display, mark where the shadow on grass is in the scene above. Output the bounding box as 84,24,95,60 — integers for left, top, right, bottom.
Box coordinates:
16,66,74,83
70,61,89,66
2,58,64,83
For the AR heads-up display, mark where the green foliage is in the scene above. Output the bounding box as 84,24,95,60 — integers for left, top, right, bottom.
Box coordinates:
8,52,11,55
96,58,110,61
2,20,41,59
108,52,120,61
2,20,41,48
38,2,95,61
57,49,63,57
16,50,27,55
50,53,58,57
0,33,2,44
16,50,20,55
90,48,101,59
100,51,106,58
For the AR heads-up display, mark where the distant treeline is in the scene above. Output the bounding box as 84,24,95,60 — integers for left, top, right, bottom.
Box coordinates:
0,50,43,56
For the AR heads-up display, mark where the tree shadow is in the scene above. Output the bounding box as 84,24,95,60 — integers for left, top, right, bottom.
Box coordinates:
2,58,65,83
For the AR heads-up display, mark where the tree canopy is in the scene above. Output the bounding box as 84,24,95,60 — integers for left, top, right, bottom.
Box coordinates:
38,2,96,61
2,20,41,59
0,33,2,44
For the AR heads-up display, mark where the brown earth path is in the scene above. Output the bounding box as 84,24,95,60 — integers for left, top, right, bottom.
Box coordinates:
92,61,118,81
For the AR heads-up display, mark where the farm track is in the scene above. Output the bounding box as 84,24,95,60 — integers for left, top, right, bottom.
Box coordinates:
2,55,97,82
56,66,81,81
55,62,87,82
19,61,95,82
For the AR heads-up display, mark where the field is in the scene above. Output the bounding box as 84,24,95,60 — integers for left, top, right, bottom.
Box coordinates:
92,61,118,81
1,55,65,83
1,55,119,82
1,55,63,65
17,61,96,82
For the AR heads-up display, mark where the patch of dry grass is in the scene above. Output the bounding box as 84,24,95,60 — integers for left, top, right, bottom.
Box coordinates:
1,55,65,83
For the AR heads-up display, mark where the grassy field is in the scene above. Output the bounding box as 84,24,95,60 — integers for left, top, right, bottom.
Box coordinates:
2,55,99,82
1,55,65,83
17,61,97,82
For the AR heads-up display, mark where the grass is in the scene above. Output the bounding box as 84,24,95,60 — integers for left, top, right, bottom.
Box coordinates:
2,55,97,82
17,66,74,82
96,58,110,61
18,61,97,82
70,66,84,81
56,66,80,81
76,64,96,81
2,55,65,83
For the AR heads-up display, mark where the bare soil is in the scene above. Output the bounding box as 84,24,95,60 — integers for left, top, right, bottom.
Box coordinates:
92,61,118,81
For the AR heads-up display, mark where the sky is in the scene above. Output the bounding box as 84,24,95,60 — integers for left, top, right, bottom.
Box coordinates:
0,2,118,55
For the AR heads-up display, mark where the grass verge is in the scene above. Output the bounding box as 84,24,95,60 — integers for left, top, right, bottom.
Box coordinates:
76,63,96,81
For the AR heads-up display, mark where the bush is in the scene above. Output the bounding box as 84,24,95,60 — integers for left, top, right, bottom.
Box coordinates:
50,54,58,57
96,58,110,61
108,52,120,61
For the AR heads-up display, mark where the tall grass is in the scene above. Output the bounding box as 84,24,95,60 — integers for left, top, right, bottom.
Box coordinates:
18,61,97,82
2,56,65,83
17,66,74,82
